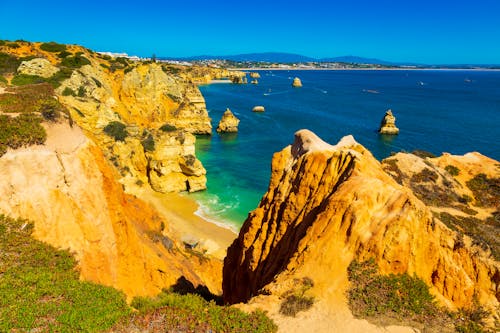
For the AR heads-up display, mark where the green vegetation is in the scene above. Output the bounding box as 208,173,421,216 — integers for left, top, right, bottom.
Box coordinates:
60,54,91,68
104,121,128,141
279,277,315,317
62,86,76,96
112,289,277,333
57,50,72,58
0,114,46,156
0,83,68,115
411,150,437,159
0,215,131,332
445,165,460,176
0,75,7,85
6,42,20,49
40,42,67,53
46,67,74,88
141,132,155,152
436,212,499,260
92,77,102,87
77,85,85,97
347,258,494,332
0,40,5,46
466,173,500,207
160,123,177,132
11,73,46,86
0,52,21,75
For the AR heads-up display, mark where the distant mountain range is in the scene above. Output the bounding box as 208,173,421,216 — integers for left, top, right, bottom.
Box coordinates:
165,52,401,65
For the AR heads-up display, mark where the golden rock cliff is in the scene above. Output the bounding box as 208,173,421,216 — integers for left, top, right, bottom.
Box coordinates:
0,122,221,299
223,130,498,319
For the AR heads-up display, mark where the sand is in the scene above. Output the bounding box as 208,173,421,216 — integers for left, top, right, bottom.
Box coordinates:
132,186,237,260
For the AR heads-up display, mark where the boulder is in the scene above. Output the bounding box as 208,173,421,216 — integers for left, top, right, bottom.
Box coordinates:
252,106,265,112
216,108,240,133
250,72,261,78
292,77,302,87
379,109,399,134
17,58,59,78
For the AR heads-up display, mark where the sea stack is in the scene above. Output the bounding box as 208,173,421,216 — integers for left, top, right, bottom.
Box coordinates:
251,79,258,84
252,106,265,112
216,108,240,133
292,77,302,87
249,72,261,78
379,109,399,134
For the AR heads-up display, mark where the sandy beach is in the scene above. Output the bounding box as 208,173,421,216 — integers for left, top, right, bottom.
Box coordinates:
132,186,237,260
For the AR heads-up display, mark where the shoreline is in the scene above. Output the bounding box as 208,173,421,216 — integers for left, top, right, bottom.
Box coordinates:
130,186,238,260
229,67,500,72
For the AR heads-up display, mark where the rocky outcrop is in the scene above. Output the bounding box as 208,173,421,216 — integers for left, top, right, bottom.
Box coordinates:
292,77,302,87
251,79,258,84
0,122,221,299
252,106,265,112
216,108,240,133
17,58,59,78
250,72,261,78
223,130,498,319
379,109,399,134
55,59,210,192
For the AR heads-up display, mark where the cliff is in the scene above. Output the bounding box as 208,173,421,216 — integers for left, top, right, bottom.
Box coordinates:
0,40,218,193
0,121,222,299
223,130,498,329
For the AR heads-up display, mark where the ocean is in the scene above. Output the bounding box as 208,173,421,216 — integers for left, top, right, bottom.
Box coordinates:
189,70,500,230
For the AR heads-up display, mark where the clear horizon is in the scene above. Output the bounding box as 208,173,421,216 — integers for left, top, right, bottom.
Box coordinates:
1,0,499,65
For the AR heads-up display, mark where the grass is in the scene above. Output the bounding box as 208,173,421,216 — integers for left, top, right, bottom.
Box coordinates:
111,289,277,333
279,277,315,317
103,121,128,141
0,83,68,116
0,215,131,332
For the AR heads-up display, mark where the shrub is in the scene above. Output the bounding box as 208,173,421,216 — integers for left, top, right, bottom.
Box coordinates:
0,52,22,75
141,133,155,152
40,41,67,53
160,123,177,132
11,74,46,86
410,167,438,183
46,67,73,88
57,50,72,58
92,77,102,87
62,87,76,96
411,150,436,158
0,75,7,85
0,215,130,331
279,277,315,317
77,85,85,97
104,121,128,141
6,42,20,49
445,165,460,176
60,54,91,68
0,40,5,46
466,173,500,207
279,295,314,317
100,63,110,70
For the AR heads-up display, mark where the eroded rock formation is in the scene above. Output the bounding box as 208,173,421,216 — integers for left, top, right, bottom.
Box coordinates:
0,122,221,299
216,108,240,133
379,109,399,134
223,130,498,320
292,77,302,87
17,58,59,78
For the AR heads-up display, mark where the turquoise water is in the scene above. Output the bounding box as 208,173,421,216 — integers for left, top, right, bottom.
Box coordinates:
190,70,500,229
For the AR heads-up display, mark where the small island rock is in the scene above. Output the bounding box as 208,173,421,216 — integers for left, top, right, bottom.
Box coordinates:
292,77,302,87
216,108,240,133
379,109,399,135
251,79,258,84
252,106,265,112
249,72,261,78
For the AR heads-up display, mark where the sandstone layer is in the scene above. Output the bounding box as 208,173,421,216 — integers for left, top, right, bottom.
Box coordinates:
0,121,221,299
223,130,498,322
379,109,399,134
216,108,240,133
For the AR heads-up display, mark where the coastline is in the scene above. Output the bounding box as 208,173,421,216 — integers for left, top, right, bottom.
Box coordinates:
230,67,500,71
131,186,237,260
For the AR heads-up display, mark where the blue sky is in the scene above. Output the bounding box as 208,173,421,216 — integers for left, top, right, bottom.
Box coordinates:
1,0,499,64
